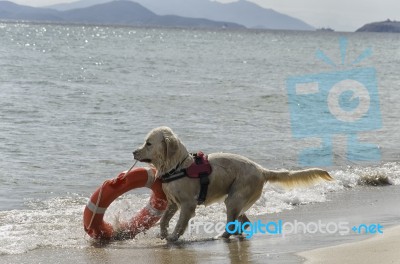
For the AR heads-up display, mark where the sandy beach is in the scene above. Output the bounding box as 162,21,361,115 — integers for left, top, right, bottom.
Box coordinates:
1,184,399,264
299,225,400,264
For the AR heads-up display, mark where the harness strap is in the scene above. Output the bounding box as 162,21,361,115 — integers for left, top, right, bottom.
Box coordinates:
161,170,186,183
197,173,210,205
160,152,212,204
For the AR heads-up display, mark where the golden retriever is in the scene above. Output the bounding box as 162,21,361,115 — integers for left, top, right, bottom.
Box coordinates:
133,126,332,241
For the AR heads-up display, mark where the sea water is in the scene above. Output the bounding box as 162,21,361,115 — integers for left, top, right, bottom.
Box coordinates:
0,22,399,255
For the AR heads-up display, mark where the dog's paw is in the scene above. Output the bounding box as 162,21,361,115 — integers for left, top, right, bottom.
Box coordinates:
159,233,168,240
166,234,179,242
220,231,232,239
213,232,229,240
158,229,168,240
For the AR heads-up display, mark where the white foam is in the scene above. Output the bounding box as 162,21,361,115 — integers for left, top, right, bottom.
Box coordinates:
331,162,400,187
1,162,399,255
0,196,86,255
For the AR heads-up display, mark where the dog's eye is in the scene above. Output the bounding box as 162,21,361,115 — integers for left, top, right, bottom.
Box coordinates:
146,141,152,146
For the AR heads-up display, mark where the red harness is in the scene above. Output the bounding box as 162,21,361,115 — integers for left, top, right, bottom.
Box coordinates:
160,152,212,204
186,152,212,178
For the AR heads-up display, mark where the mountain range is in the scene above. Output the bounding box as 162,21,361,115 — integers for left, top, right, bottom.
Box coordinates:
0,0,314,30
0,1,243,28
48,0,314,30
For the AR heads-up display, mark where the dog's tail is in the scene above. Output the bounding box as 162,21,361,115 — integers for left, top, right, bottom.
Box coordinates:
262,168,333,188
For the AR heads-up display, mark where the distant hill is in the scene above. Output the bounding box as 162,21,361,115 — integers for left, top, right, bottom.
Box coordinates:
0,1,60,21
48,0,315,31
356,20,400,33
0,0,243,29
47,0,110,11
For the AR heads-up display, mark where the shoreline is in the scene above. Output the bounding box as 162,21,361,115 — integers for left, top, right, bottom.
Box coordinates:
298,225,400,263
1,185,400,263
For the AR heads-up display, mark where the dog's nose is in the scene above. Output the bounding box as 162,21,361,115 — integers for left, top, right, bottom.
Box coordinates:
132,150,138,157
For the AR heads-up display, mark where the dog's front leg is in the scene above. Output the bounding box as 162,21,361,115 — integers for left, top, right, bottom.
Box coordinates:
167,202,196,242
160,202,178,240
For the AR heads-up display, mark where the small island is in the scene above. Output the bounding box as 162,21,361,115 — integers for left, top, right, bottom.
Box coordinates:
356,19,400,33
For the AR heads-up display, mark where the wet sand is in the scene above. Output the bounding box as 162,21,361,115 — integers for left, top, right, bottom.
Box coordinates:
299,225,400,264
1,185,400,264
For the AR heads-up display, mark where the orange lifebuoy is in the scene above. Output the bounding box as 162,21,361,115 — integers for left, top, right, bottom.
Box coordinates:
83,167,167,240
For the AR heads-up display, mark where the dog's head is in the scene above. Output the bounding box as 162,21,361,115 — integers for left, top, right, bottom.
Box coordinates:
133,126,189,174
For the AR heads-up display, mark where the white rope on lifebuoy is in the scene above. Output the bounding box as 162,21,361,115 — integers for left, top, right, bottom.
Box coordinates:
86,181,105,232
144,201,165,217
86,161,138,233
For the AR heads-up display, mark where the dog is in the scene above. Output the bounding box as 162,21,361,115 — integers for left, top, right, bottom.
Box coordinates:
133,126,333,241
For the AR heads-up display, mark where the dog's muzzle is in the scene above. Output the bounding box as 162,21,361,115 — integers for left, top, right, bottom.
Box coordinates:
132,150,151,163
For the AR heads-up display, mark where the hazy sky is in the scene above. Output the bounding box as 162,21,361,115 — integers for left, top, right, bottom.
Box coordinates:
9,0,400,31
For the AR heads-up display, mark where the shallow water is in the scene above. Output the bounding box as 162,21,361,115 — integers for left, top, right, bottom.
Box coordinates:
0,22,399,255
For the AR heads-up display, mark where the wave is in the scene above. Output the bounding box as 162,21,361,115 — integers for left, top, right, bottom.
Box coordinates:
0,162,399,255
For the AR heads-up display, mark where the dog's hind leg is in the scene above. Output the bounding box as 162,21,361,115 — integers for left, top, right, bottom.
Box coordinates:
160,202,178,239
238,214,250,224
220,197,246,238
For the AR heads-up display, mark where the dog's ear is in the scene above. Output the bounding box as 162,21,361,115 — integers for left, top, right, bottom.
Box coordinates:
162,130,179,159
